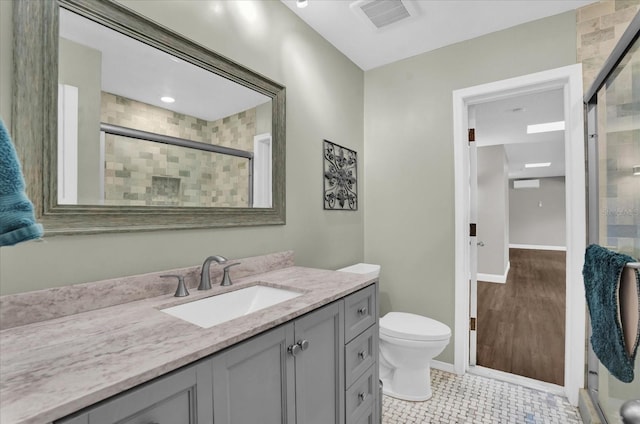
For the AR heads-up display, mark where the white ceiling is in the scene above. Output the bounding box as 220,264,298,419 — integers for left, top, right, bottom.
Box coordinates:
281,0,597,71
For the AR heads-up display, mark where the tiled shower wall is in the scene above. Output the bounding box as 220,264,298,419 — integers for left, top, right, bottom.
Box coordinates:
577,0,640,92
101,92,256,207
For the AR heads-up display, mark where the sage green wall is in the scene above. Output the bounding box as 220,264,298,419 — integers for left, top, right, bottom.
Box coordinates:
0,0,365,295
363,12,577,364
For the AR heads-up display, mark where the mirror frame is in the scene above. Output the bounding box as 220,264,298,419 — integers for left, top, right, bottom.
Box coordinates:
12,0,286,235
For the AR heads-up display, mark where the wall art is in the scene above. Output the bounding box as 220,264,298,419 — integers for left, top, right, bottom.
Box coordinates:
323,140,358,210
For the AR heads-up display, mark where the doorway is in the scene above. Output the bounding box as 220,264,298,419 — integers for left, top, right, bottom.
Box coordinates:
473,90,568,386
452,64,586,406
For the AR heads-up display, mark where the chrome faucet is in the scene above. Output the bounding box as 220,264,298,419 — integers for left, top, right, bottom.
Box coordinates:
199,255,228,290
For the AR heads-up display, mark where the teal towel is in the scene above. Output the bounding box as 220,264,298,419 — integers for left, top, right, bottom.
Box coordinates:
583,244,639,383
0,119,44,246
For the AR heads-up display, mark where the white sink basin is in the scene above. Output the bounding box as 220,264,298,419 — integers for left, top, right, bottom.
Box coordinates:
160,284,302,328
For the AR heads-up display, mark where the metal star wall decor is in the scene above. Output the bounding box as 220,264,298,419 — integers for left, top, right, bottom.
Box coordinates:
323,140,358,210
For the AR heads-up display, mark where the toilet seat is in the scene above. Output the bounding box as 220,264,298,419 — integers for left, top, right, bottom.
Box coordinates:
380,312,451,341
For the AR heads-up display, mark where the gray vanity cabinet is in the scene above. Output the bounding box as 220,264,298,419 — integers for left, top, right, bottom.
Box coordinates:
54,283,378,424
55,359,213,424
211,301,345,424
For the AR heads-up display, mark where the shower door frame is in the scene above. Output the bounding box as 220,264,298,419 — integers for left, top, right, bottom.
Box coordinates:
584,11,640,423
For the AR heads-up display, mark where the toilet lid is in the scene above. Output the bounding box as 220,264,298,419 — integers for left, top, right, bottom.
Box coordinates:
380,312,451,341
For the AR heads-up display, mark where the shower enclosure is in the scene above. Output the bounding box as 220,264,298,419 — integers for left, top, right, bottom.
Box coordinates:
585,11,640,424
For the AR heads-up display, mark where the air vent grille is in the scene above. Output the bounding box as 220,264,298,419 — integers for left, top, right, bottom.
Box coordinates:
355,0,412,29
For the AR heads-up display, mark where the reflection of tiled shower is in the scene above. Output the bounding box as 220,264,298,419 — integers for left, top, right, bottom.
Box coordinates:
101,92,255,207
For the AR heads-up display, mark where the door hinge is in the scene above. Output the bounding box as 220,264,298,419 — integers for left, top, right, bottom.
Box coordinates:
468,128,475,143
470,317,477,331
470,223,477,237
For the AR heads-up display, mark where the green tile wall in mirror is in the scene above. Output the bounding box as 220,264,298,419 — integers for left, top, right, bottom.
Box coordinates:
12,0,286,234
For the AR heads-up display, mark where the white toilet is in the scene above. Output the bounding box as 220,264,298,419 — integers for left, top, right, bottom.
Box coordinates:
379,311,450,401
336,263,451,402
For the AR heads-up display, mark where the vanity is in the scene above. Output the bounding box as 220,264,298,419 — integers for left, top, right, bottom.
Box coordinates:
0,252,379,424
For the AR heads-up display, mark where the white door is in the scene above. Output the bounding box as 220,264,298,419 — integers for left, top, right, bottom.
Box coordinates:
468,106,478,366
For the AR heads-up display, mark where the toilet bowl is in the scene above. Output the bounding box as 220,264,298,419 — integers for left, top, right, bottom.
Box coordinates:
335,264,451,402
379,312,451,401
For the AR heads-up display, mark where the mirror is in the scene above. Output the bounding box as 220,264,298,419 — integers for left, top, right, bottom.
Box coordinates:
12,0,285,234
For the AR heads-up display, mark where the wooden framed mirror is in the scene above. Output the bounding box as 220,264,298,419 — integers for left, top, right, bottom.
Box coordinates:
12,0,285,235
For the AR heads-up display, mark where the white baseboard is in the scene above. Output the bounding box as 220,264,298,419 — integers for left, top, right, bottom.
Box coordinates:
477,261,510,284
431,360,456,374
509,244,567,251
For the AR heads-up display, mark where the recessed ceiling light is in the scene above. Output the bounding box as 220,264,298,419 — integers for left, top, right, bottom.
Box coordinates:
296,0,308,8
161,96,175,103
527,121,565,134
525,162,551,168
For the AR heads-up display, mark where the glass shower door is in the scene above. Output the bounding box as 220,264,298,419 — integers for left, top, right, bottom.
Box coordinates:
586,32,640,424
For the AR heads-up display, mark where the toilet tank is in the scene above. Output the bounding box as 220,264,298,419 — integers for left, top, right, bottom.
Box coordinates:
336,263,380,277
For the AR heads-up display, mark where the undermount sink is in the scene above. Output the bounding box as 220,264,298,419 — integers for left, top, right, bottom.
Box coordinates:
160,284,302,328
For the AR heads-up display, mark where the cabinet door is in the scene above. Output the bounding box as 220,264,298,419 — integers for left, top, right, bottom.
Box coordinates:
59,359,213,424
212,324,295,424
293,302,345,424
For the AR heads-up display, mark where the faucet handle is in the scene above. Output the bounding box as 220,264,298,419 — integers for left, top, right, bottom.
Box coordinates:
161,274,189,297
220,263,240,286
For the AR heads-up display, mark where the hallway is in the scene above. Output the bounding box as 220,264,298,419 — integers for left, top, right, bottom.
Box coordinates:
477,248,566,385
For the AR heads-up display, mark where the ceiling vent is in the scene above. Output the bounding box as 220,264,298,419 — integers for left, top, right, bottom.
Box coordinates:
350,0,418,31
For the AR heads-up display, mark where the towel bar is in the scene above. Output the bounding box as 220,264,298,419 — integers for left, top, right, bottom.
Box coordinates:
624,262,640,269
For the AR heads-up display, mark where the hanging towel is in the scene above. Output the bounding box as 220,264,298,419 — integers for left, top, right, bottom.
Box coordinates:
0,119,43,246
583,244,640,383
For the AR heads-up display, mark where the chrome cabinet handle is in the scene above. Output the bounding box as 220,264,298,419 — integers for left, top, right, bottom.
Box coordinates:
358,392,367,402
358,350,366,360
297,339,310,351
288,343,301,356
357,306,368,315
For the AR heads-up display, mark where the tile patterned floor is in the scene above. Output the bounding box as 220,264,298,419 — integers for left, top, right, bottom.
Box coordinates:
382,369,583,424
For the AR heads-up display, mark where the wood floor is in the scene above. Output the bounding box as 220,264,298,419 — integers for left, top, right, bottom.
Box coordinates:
477,248,566,386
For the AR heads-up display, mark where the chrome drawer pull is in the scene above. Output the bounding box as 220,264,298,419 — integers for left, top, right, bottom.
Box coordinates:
358,351,366,360
358,392,367,402
357,306,368,315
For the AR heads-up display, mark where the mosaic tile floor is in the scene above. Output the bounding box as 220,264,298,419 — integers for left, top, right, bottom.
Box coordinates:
382,369,583,424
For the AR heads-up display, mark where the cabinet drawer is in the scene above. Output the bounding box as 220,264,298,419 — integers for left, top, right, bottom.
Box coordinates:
345,364,375,424
345,324,377,388
351,409,374,424
344,285,376,342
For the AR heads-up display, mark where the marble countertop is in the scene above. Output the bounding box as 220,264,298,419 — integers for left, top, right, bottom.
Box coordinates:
0,265,377,424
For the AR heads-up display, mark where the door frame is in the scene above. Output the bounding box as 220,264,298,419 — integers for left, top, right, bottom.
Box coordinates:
452,64,586,406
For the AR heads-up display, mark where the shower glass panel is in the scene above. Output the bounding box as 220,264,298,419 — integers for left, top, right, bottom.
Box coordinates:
587,33,640,424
